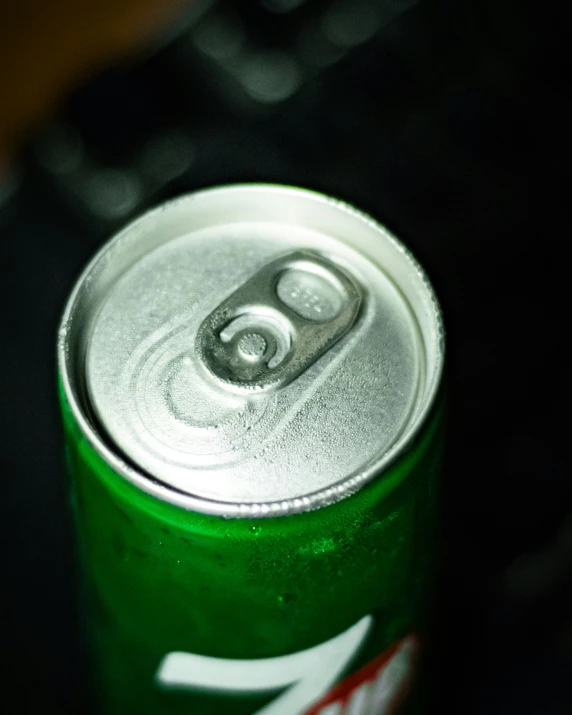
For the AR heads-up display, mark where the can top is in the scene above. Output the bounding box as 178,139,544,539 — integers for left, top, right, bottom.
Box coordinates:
59,185,444,517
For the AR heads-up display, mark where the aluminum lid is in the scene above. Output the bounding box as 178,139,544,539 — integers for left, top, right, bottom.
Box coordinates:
59,185,444,516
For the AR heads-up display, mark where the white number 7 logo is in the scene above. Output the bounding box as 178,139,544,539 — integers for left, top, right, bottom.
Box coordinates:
156,615,372,715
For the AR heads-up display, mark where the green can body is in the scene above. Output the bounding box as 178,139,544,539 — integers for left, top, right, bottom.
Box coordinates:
60,386,444,715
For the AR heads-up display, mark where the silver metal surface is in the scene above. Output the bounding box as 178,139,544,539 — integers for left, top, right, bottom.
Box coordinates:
59,184,444,517
197,250,362,391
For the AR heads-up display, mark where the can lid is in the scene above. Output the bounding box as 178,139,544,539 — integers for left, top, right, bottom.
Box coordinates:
59,185,444,517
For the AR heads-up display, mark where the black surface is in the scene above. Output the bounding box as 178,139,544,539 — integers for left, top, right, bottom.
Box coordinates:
2,1,570,712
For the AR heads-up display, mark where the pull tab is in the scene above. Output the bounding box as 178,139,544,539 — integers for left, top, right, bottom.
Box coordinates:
196,250,363,392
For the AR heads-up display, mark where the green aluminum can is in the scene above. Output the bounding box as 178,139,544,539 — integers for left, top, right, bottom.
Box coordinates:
58,185,444,715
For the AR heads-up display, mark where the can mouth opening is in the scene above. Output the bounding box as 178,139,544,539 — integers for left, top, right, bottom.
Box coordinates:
58,184,444,517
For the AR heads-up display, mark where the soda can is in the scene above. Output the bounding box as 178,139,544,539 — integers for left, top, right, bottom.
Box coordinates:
58,184,445,715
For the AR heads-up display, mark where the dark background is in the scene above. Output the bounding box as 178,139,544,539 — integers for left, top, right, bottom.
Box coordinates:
1,0,569,712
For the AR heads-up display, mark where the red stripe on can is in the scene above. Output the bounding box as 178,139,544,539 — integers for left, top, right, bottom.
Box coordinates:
305,635,419,715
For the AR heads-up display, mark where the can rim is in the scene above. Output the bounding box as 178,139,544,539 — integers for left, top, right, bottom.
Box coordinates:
58,183,445,518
